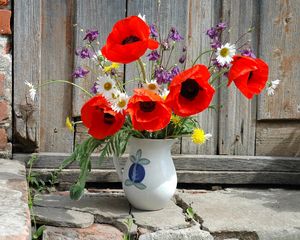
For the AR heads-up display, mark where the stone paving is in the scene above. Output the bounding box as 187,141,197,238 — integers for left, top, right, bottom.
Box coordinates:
0,158,31,240
1,158,300,240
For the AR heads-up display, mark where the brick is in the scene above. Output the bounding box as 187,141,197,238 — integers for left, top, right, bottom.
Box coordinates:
0,10,11,35
3,41,10,53
0,100,8,121
0,74,4,96
0,128,7,149
0,0,9,6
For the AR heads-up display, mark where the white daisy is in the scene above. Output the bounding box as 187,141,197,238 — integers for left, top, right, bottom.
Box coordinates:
160,88,170,100
111,92,129,113
216,43,236,66
144,80,160,93
95,76,115,98
25,80,36,101
267,79,280,96
138,13,146,22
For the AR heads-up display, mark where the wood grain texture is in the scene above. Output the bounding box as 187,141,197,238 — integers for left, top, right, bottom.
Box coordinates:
218,0,259,155
32,168,300,185
16,153,300,172
39,0,74,152
258,0,300,120
181,0,221,155
256,121,300,157
13,0,41,151
72,0,126,116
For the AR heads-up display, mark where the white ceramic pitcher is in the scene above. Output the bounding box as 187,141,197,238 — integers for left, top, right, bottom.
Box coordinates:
113,137,177,210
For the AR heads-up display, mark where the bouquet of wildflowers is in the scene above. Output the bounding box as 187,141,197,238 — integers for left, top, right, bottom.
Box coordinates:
26,15,273,199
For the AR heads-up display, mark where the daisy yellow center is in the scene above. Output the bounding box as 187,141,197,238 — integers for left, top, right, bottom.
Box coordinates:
148,83,157,90
191,128,206,144
220,47,229,57
104,82,112,91
65,117,74,132
117,99,127,108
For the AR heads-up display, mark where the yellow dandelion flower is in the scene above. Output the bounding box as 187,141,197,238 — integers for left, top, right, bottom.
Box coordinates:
171,115,181,125
104,62,120,73
191,128,212,145
65,117,74,132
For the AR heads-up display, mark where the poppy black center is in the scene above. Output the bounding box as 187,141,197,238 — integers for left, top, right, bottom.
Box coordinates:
122,35,140,45
180,78,200,100
140,101,156,112
248,71,253,82
103,113,115,125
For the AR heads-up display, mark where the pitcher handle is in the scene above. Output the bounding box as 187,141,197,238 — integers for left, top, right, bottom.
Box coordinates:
112,154,123,181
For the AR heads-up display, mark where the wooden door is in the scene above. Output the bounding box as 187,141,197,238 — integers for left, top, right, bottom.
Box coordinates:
14,0,300,185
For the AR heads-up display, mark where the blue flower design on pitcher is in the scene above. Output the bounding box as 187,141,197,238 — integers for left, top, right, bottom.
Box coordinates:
125,149,150,190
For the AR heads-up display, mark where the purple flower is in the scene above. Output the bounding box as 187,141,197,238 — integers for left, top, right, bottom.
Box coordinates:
206,27,218,39
90,82,98,94
182,46,187,52
83,29,99,42
161,40,170,50
154,68,171,85
179,54,186,64
168,27,183,41
72,67,89,78
150,24,158,38
212,58,229,70
240,49,256,58
216,22,227,31
170,66,180,77
211,38,221,49
147,50,160,61
75,47,92,59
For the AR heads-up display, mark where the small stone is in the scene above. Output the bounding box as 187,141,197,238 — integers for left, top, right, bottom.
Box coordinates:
0,128,7,150
132,201,190,231
139,225,213,240
42,224,124,240
0,0,9,6
0,100,8,121
34,206,94,228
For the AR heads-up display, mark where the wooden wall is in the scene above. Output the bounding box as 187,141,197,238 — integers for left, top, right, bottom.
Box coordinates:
13,0,300,185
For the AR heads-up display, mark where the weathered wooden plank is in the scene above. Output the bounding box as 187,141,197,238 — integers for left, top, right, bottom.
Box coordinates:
32,169,300,185
218,0,259,155
39,0,74,152
258,0,300,120
181,0,221,155
16,153,300,172
72,0,126,116
256,121,300,157
13,0,41,152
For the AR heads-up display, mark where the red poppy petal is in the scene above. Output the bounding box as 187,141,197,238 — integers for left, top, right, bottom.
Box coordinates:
148,39,159,50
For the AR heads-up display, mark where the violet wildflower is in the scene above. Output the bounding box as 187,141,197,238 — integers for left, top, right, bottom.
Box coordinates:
83,29,99,42
179,54,186,64
211,38,221,49
206,27,218,39
216,22,227,31
75,47,92,59
170,66,180,77
161,40,170,50
72,67,89,78
150,24,159,38
90,82,98,94
240,48,256,58
168,27,183,41
147,50,160,61
154,68,171,85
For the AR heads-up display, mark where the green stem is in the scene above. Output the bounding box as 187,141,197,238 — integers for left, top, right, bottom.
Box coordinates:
39,80,93,97
165,45,175,69
209,69,229,85
192,49,213,66
137,58,146,82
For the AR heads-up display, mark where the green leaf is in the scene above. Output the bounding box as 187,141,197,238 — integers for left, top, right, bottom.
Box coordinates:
134,182,146,190
32,225,46,239
136,149,142,160
186,206,195,219
125,179,133,186
70,183,84,200
130,155,136,163
138,158,150,165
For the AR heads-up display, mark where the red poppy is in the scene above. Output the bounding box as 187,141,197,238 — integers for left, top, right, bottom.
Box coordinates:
165,64,215,117
81,95,125,140
127,89,172,132
228,56,269,99
101,16,159,64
